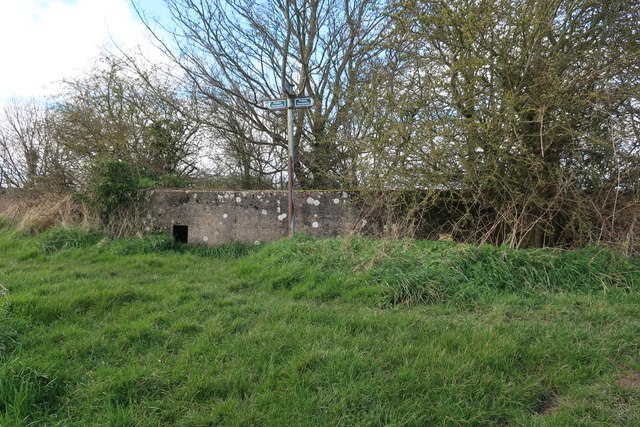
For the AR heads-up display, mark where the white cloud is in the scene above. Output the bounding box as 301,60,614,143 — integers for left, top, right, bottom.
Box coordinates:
0,0,162,102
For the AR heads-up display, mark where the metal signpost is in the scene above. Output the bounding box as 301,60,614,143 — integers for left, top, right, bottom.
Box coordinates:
264,96,314,237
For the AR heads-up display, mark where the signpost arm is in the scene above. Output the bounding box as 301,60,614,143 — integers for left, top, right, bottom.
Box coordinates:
287,99,295,237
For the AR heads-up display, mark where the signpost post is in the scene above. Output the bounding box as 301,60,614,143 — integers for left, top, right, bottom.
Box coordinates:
264,96,314,237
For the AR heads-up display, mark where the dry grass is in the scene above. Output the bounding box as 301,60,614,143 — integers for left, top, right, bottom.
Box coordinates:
0,189,95,232
618,373,640,391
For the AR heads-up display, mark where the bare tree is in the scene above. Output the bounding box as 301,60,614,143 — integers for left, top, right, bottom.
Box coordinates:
134,0,389,188
0,100,72,188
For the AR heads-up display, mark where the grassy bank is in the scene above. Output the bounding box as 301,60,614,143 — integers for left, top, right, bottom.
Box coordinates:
1,224,639,425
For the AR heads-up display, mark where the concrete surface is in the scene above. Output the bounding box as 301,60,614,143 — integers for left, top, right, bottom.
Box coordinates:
144,190,361,245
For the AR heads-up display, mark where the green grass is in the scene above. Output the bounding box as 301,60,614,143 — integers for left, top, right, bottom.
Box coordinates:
1,224,639,426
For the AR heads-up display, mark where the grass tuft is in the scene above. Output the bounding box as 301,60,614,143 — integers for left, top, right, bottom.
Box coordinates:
102,233,176,255
40,227,104,254
178,239,257,259
0,300,17,360
377,244,638,306
235,236,638,306
0,362,66,425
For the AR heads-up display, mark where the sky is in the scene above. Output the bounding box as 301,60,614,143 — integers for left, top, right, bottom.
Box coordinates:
0,0,168,104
